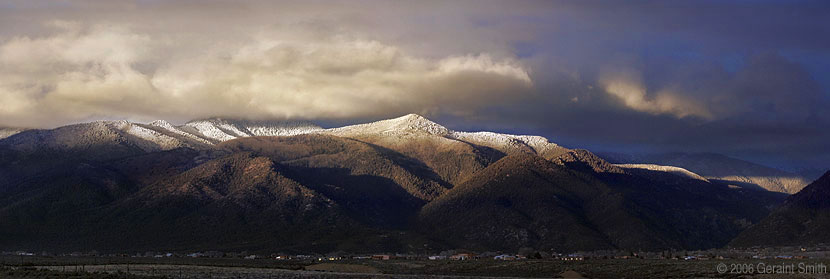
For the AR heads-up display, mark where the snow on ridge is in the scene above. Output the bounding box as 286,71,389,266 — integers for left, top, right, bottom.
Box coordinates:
325,114,450,136
323,114,560,155
184,118,323,140
393,114,451,135
105,118,324,148
211,120,253,138
616,163,709,182
184,120,239,142
122,123,183,150
0,128,26,140
1,118,323,151
8,114,562,155
248,124,323,136
149,120,173,127
85,120,184,151
147,120,214,145
448,131,558,154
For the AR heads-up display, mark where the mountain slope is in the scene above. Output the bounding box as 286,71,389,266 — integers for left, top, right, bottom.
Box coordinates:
730,171,830,247
0,114,790,253
0,133,453,252
600,152,811,193
95,152,356,252
322,114,567,185
0,146,204,251
0,122,151,191
219,134,451,202
615,164,709,183
0,118,323,153
0,147,431,253
419,154,629,252
420,151,786,252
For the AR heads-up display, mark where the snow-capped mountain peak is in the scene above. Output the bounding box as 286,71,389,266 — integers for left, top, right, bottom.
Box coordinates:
325,113,450,136
323,114,561,156
388,114,450,135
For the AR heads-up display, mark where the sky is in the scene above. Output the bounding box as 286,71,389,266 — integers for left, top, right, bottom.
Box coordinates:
0,0,828,170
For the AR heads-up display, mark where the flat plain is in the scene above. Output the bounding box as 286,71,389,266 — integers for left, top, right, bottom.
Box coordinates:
2,256,829,278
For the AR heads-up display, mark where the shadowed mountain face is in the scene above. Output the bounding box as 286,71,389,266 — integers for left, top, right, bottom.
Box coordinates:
421,152,785,252
97,152,360,252
0,115,792,253
600,152,813,194
730,171,830,247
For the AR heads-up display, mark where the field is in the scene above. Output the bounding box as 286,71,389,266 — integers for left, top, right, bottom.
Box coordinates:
1,256,829,278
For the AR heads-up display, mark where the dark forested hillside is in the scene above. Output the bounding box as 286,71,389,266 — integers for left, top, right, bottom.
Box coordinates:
731,171,830,247
0,116,794,253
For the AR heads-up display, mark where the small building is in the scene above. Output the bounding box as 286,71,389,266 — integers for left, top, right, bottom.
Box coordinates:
494,254,517,261
372,254,394,260
428,255,447,260
450,253,474,260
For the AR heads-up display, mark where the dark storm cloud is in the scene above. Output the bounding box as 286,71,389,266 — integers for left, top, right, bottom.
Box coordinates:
551,0,830,51
471,50,830,169
476,0,830,169
0,0,827,169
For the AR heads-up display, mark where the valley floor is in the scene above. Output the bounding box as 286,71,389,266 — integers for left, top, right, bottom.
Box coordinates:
2,257,829,279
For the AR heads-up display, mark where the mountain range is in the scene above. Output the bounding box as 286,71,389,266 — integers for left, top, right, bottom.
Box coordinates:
730,171,830,247
599,152,814,194
0,114,820,253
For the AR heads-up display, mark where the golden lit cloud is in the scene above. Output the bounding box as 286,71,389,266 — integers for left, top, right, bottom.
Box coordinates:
0,23,532,128
599,71,712,119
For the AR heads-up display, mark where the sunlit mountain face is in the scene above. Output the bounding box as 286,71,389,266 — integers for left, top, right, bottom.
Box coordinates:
1,1,829,278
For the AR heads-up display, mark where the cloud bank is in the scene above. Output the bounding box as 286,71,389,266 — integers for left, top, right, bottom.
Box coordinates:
599,69,711,119
0,23,531,128
0,0,828,169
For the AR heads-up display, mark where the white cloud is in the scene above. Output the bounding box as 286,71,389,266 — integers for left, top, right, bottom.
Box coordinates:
599,71,712,119
0,23,533,128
